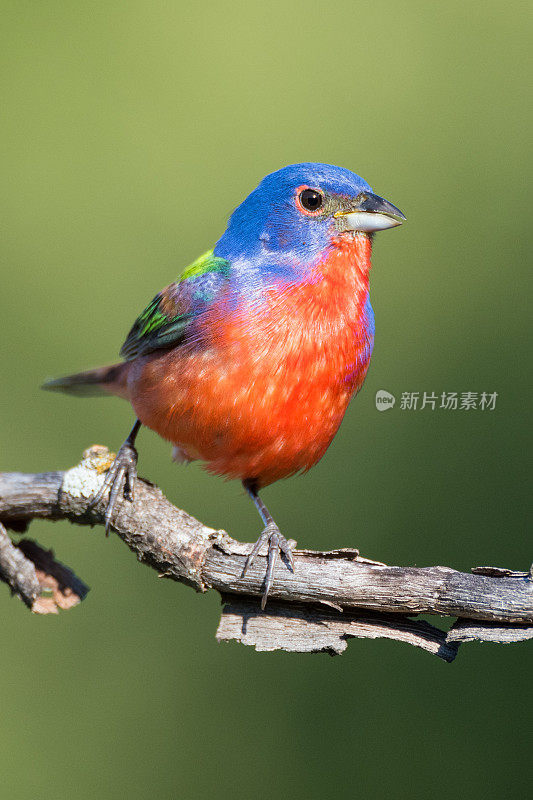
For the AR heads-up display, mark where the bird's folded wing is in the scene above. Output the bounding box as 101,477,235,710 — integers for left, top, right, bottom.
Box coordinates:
119,250,231,360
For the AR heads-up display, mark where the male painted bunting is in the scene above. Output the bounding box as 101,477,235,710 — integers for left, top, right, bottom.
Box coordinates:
44,163,404,607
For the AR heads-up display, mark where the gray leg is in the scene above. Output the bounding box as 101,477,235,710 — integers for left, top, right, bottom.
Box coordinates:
88,419,141,534
242,480,295,609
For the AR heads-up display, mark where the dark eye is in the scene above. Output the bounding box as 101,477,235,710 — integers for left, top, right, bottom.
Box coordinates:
299,188,323,213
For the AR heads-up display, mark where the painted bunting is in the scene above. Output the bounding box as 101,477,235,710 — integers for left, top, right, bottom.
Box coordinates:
44,163,404,607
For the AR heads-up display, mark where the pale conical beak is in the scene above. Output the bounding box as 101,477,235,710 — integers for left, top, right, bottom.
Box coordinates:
334,192,406,232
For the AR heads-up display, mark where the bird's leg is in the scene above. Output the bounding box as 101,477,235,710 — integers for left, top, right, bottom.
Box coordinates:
242,480,295,609
88,419,141,534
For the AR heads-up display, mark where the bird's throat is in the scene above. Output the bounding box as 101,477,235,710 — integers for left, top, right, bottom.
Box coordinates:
315,231,372,295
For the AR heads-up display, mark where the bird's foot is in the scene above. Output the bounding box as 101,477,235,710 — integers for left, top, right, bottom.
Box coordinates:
87,440,138,534
242,522,295,609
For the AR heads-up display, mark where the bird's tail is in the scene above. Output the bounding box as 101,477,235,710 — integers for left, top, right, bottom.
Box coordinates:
42,363,129,398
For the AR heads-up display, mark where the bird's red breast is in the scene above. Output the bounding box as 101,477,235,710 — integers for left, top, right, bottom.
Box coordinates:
124,234,374,487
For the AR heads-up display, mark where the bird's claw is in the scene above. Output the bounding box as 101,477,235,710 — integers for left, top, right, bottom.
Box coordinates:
87,441,138,535
242,521,294,609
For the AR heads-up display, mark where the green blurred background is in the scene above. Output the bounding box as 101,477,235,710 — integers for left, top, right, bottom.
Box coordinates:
1,1,531,798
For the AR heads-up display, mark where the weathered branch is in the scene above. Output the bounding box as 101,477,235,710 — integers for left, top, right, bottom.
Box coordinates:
0,521,41,607
0,522,89,613
1,445,531,660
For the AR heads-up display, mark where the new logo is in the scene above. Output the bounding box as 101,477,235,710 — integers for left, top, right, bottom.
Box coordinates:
375,390,396,411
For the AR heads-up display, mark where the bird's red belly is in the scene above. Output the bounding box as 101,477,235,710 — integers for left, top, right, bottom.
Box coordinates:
126,238,374,486
128,328,371,486
129,348,368,486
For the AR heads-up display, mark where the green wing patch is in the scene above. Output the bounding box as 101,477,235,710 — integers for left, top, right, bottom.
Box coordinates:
119,291,191,360
119,250,230,361
180,249,231,282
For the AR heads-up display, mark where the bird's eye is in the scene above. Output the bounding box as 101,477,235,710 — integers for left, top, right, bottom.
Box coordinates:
298,188,323,213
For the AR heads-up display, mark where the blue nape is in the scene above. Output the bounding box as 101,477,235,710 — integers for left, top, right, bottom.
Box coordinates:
214,163,373,283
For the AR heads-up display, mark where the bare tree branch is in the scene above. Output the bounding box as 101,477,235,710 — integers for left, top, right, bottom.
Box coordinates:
1,445,531,660
0,523,89,613
0,521,41,607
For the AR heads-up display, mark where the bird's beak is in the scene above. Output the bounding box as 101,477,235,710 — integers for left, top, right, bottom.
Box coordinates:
334,192,406,232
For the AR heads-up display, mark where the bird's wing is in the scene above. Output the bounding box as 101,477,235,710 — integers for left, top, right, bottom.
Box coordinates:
119,250,231,360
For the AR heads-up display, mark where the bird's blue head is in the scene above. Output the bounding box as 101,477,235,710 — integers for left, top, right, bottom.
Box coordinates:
214,163,404,279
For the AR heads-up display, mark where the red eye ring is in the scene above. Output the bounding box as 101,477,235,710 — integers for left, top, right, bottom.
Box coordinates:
295,185,324,215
